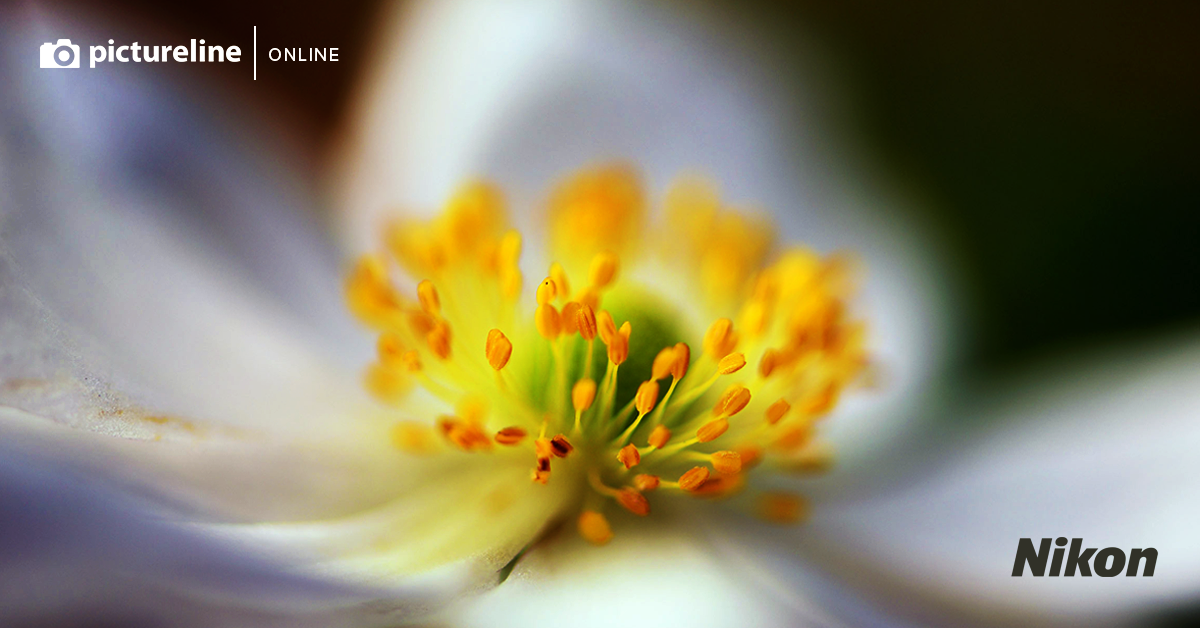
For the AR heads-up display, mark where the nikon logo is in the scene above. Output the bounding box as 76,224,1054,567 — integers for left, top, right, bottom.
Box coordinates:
1012,538,1157,577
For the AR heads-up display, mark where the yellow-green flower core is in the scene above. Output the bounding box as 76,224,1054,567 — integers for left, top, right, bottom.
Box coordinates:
346,163,870,545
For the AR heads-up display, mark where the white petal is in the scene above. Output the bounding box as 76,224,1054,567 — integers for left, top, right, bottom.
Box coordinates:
711,334,1200,625
0,444,424,628
336,0,959,465
445,524,828,628
0,12,389,518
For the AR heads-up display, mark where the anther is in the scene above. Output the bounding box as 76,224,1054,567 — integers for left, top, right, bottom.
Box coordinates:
561,301,581,335
703,318,739,359
759,349,780,378
494,426,527,445
772,425,812,452
390,422,436,454
607,328,629,365
589,252,619,288
416,279,440,316
616,489,650,516
633,474,661,491
536,277,557,305
648,425,671,449
766,398,791,425
635,380,659,415
377,332,406,364
679,466,711,492
573,378,597,412
717,352,747,374
736,444,763,469
617,443,641,469
758,493,808,523
596,310,617,344
697,418,729,443
670,342,691,379
427,321,452,359
550,434,574,457
550,262,571,300
711,450,742,475
652,346,677,380
714,384,751,417
400,350,422,372
576,304,598,341
535,303,561,339
578,510,613,545
485,329,512,370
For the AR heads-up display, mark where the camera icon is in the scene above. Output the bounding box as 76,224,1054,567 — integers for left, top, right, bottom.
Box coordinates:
40,39,80,69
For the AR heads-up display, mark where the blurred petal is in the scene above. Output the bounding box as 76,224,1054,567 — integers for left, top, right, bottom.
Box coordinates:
0,11,394,519
446,524,834,628
709,333,1200,626
0,444,429,628
336,0,959,466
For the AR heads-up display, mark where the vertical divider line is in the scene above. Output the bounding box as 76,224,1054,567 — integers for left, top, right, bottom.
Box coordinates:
253,25,257,80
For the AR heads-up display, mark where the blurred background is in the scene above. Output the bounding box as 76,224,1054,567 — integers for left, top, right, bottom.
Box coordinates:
69,0,1200,376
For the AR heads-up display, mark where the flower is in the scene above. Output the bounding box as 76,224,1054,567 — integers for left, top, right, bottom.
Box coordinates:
344,163,868,547
1,2,1198,627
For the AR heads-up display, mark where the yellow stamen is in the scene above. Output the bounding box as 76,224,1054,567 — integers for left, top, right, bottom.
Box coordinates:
485,328,513,370
572,378,597,413
589,251,619,289
736,444,763,469
670,342,691,379
759,349,781,378
560,301,581,335
766,398,791,425
648,425,671,449
651,346,677,380
376,332,406,364
703,318,739,359
617,443,641,469
427,321,452,360
713,384,751,417
390,421,436,454
596,310,617,345
416,279,441,316
550,262,572,301
633,474,660,491
578,510,613,545
758,493,808,523
607,325,629,365
772,425,812,452
634,379,659,415
717,352,747,375
711,450,742,475
616,489,650,516
576,304,598,341
400,350,422,372
536,277,557,305
697,418,729,443
494,426,527,445
535,303,561,340
550,434,574,458
678,466,711,492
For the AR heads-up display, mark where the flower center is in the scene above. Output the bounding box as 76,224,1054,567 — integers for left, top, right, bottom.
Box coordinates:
344,165,870,546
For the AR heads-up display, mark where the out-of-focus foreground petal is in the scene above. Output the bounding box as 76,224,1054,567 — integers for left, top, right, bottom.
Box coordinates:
708,333,1200,627
0,442,431,628
0,9,405,521
335,0,959,468
445,523,845,628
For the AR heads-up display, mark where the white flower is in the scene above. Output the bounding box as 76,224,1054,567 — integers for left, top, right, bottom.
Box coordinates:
1,2,1196,627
